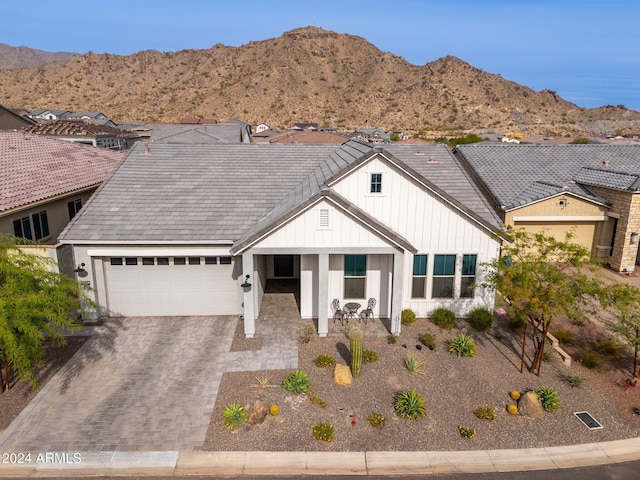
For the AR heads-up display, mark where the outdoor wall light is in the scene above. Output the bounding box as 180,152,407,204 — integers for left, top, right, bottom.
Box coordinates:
241,274,252,288
631,233,639,245
74,263,88,278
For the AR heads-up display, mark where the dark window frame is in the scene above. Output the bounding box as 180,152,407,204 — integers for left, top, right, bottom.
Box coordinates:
344,254,367,299
411,254,428,298
432,254,456,298
370,173,382,193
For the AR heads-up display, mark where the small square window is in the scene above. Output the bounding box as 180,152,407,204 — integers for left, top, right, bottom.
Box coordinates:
110,257,123,266
219,257,232,265
142,257,154,265
370,173,382,193
188,257,201,265
205,257,217,265
125,257,138,266
174,257,186,265
157,257,169,265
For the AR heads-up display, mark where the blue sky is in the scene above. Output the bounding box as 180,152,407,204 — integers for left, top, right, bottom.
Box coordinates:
3,0,639,111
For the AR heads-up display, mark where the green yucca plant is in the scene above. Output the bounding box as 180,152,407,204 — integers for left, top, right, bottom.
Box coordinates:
222,403,248,429
394,390,427,419
448,333,476,357
282,370,311,394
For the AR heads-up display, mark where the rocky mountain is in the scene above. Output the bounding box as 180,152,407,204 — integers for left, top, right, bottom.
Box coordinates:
1,27,639,137
0,43,77,69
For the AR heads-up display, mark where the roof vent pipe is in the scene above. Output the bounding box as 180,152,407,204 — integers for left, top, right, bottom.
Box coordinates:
603,160,610,166
144,143,149,155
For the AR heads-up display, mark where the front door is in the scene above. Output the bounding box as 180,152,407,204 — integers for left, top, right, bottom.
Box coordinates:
273,255,294,277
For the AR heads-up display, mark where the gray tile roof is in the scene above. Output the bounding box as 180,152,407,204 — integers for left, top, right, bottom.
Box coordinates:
60,140,504,244
455,144,640,211
146,123,249,144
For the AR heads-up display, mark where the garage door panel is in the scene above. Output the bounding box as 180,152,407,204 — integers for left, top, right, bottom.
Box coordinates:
103,259,240,316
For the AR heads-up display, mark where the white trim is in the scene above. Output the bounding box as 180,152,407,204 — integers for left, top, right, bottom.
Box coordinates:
607,212,621,219
513,216,607,222
503,191,610,212
61,239,234,246
87,247,232,257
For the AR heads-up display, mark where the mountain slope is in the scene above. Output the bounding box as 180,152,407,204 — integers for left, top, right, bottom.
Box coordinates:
0,43,77,69
1,27,638,136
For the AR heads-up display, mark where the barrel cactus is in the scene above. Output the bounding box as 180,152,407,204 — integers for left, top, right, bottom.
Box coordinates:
350,327,363,377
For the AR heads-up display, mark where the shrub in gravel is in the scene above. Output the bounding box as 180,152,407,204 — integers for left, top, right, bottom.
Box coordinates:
419,331,436,350
282,370,311,394
551,328,574,345
594,338,622,356
363,349,379,362
311,422,334,442
448,333,476,357
431,307,455,330
474,406,497,421
366,412,386,428
404,354,423,374
535,386,560,412
458,425,476,438
394,390,427,419
313,354,335,368
468,307,494,332
560,372,585,388
401,308,417,325
387,333,398,344
577,350,604,370
222,403,248,429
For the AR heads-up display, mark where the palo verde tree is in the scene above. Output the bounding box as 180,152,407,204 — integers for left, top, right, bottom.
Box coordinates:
0,236,89,391
605,282,640,380
482,229,606,375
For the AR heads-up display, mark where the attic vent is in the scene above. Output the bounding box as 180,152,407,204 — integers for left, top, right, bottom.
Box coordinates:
427,156,437,163
603,160,610,167
318,208,330,228
415,151,425,156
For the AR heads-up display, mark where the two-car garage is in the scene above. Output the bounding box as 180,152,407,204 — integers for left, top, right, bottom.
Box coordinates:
97,254,241,317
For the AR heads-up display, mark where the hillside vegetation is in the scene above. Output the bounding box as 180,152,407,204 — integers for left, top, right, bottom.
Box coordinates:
2,27,639,136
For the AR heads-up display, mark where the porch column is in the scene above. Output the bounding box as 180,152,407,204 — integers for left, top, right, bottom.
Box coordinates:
242,252,255,338
317,253,329,337
390,250,404,335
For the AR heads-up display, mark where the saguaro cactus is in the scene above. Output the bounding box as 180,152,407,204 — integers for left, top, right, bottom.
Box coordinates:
350,327,363,377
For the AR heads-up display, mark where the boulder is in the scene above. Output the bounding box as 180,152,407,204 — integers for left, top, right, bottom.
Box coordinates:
518,390,545,418
333,363,352,385
247,400,268,425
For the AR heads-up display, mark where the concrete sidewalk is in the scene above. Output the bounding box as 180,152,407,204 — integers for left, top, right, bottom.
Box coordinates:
2,437,640,477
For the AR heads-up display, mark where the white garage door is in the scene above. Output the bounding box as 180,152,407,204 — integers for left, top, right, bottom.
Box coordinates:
103,255,240,316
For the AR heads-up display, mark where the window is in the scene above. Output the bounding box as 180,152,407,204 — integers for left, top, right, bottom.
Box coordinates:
219,257,232,265
110,257,123,266
157,257,170,265
370,173,382,193
344,255,366,299
68,199,82,220
174,257,186,265
205,257,217,265
142,257,154,265
411,255,428,298
461,254,477,298
125,257,138,266
432,254,456,298
188,257,201,265
12,217,32,240
31,211,49,240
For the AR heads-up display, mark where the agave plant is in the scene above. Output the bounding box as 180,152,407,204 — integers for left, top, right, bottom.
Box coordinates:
282,370,311,394
448,333,476,357
394,390,427,419
222,403,248,429
535,386,560,412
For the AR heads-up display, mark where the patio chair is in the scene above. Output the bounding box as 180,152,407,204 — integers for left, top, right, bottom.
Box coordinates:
331,298,345,325
359,298,376,325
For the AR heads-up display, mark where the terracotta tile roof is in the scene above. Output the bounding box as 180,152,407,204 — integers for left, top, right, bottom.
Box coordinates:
1,131,124,213
24,119,139,139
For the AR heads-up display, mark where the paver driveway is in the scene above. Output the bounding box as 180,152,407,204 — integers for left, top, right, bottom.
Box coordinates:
0,313,298,452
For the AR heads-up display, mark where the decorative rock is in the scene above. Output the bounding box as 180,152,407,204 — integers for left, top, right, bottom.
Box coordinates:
518,390,545,418
334,363,352,385
247,400,268,425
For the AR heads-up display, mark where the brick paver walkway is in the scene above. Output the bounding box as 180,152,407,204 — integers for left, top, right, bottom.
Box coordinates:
0,289,300,453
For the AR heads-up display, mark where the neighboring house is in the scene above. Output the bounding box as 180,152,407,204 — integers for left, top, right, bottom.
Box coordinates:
291,122,318,131
24,119,140,150
146,121,252,144
0,131,124,247
59,140,504,338
455,144,640,273
269,130,348,144
0,104,36,129
28,109,71,121
255,123,271,133
352,128,391,144
61,111,116,127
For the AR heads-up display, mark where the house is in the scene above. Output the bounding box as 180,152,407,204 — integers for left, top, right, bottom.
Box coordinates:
255,123,271,133
24,119,141,149
60,140,503,338
145,121,252,144
455,144,640,273
28,109,70,121
352,128,391,144
61,111,116,127
0,104,36,129
0,131,124,248
269,130,348,144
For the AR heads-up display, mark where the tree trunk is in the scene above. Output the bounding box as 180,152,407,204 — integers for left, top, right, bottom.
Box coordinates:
634,327,639,379
529,318,549,375
3,359,9,392
520,322,527,374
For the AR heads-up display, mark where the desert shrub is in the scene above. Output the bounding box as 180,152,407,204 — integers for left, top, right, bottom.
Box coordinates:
431,307,455,330
308,392,327,408
594,338,622,356
542,350,553,362
299,325,315,344
282,370,311,394
311,422,334,442
551,328,574,345
570,317,586,326
404,354,423,374
535,386,560,412
560,372,585,388
394,390,427,419
366,412,386,428
363,349,379,362
508,316,526,331
419,331,436,350
314,354,335,368
448,333,476,357
473,406,497,421
401,308,417,325
222,403,248,429
458,425,476,438
255,374,271,388
387,333,398,344
576,350,604,370
510,390,520,400
468,307,493,332
507,404,518,415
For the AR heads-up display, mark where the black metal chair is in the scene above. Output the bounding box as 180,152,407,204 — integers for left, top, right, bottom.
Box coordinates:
331,298,345,325
359,298,376,325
